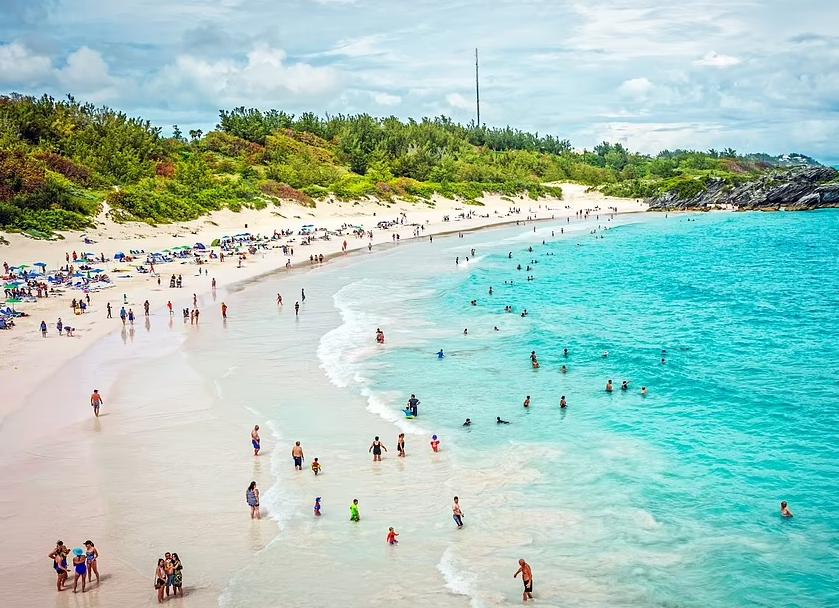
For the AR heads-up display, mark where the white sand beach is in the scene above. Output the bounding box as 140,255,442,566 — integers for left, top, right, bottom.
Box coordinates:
0,187,645,607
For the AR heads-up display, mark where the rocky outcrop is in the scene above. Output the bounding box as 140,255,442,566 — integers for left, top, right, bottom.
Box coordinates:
647,167,839,211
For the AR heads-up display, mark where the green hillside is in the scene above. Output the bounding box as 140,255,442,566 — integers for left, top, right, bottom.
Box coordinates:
0,94,820,237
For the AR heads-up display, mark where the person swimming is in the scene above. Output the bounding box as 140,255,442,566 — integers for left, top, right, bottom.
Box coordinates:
463,328,468,335
641,386,648,396
563,348,568,357
561,365,568,373
523,395,531,408
497,416,510,424
606,379,613,392
462,418,472,427
437,349,445,359
560,396,567,408
621,380,629,391
780,501,793,517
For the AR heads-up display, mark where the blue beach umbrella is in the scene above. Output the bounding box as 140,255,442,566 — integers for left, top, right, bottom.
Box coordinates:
34,262,47,268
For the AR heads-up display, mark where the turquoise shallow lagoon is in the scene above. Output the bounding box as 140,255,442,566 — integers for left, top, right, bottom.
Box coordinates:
326,211,838,606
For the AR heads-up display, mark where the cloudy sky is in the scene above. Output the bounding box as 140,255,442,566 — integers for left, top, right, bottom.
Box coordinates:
2,0,838,163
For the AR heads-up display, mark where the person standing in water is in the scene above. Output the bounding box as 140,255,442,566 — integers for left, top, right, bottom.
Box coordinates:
780,501,794,517
452,496,464,528
386,527,399,545
523,395,531,408
221,302,228,319
292,441,304,470
514,559,534,602
369,436,387,461
606,379,613,392
246,481,260,519
294,301,300,316
90,389,103,417
301,288,306,302
251,425,260,455
350,499,360,522
397,433,406,457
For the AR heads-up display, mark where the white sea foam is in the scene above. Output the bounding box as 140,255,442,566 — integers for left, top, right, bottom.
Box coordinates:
437,547,483,607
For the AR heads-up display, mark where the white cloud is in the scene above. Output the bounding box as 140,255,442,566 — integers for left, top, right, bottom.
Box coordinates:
324,35,390,58
372,92,401,106
0,43,53,85
57,47,122,101
152,44,341,106
446,92,473,110
618,77,654,98
694,51,741,68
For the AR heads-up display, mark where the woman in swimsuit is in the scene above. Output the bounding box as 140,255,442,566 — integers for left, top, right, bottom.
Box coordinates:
246,481,261,519
71,548,87,593
369,436,387,462
50,541,69,591
84,540,99,584
172,553,183,595
155,558,166,603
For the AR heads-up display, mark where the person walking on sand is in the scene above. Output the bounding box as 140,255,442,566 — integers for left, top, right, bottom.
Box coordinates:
90,389,103,417
106,302,112,318
246,481,260,519
514,559,534,602
369,436,387,461
251,425,260,455
292,441,305,470
452,496,464,528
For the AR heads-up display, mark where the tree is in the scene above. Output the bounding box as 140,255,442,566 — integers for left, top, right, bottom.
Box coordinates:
172,124,184,141
189,129,203,142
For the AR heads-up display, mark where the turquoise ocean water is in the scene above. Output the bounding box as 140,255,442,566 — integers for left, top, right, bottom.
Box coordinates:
323,211,838,606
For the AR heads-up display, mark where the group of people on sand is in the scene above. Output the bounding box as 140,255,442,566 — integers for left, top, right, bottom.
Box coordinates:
154,552,184,603
49,539,99,593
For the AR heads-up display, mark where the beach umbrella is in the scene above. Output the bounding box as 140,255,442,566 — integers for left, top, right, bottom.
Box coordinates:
5,298,22,304
34,262,47,268
15,264,29,269
4,282,23,289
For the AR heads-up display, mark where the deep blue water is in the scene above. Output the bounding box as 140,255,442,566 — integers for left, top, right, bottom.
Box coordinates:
347,211,839,606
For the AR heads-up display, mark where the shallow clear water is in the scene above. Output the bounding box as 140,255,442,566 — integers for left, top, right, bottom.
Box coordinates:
328,211,839,606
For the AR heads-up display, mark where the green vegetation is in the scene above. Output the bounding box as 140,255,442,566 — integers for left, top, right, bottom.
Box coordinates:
0,94,819,236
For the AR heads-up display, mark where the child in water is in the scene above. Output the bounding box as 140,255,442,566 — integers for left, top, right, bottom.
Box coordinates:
314,497,322,517
386,527,399,545
430,435,440,452
311,458,321,475
350,499,360,521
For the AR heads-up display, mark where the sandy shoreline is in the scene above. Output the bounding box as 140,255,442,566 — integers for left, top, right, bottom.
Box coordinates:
0,186,645,607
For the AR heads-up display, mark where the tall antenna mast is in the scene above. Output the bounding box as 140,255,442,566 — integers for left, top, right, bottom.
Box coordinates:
475,48,481,128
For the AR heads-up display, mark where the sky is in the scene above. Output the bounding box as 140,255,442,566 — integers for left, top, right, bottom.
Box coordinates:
1,0,838,164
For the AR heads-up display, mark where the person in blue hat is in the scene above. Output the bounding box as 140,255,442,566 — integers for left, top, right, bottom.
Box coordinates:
71,547,87,593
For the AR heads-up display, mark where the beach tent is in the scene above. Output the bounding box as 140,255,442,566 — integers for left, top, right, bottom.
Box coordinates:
194,242,206,250
114,252,125,260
